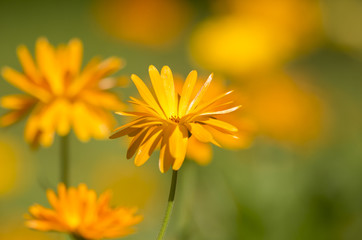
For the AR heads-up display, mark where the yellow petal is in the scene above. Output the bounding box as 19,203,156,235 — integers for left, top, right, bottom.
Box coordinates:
1,94,36,110
55,44,68,76
82,105,111,139
134,127,162,167
109,126,140,139
127,128,149,159
149,65,170,116
68,57,100,96
46,189,59,209
39,130,54,147
201,118,238,132
0,110,27,127
25,109,41,144
200,105,241,116
179,70,197,117
194,90,233,114
187,123,220,147
16,45,42,84
128,96,162,116
159,127,174,173
72,102,91,142
161,66,177,117
1,67,50,102
68,38,83,76
80,90,124,111
169,125,188,171
187,73,213,114
36,38,64,95
55,99,71,136
131,74,166,118
87,57,123,87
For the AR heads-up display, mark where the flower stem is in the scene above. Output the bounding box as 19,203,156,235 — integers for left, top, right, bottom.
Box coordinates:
71,234,87,240
157,170,178,240
60,135,70,187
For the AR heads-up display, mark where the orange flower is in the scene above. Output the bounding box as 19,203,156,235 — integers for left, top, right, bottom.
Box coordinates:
110,65,240,173
26,183,142,240
93,0,192,47
0,38,124,147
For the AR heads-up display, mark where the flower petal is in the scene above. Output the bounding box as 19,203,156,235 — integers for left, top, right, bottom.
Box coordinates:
16,45,42,84
149,65,170,116
134,127,163,167
169,125,188,171
159,127,174,173
126,128,150,159
1,94,36,110
201,118,238,132
68,38,83,76
179,70,197,117
1,67,50,102
131,74,166,119
187,123,220,147
186,73,213,114
160,66,177,117
36,38,64,95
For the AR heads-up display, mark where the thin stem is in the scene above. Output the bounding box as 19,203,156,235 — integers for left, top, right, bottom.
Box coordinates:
71,234,87,240
157,170,178,240
60,134,70,186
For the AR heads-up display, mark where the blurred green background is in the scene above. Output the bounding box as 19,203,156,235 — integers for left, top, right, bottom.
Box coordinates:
1,0,362,239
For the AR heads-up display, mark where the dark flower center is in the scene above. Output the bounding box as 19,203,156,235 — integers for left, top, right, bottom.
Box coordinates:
169,115,180,123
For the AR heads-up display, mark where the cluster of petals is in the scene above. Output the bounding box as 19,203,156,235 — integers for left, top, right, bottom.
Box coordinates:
0,38,124,147
26,183,142,240
110,65,240,173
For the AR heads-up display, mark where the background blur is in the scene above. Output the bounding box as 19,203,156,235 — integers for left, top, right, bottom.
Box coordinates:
1,0,362,239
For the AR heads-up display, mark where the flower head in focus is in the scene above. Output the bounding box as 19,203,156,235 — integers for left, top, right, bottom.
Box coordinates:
0,38,124,147
25,183,142,240
110,65,240,173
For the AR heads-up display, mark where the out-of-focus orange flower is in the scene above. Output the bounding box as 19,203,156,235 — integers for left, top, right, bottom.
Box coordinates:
110,65,240,173
0,38,124,147
93,0,192,47
26,183,142,240
246,72,324,146
190,0,322,76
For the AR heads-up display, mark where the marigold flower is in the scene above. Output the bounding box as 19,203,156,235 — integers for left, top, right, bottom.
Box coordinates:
110,65,240,173
0,38,124,147
25,183,142,240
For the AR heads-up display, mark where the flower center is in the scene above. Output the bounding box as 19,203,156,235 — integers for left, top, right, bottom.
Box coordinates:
169,115,180,123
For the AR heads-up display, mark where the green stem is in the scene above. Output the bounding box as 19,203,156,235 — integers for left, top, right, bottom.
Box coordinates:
71,234,87,240
157,170,178,240
60,134,70,186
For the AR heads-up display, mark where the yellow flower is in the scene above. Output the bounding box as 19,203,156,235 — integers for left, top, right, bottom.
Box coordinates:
110,65,240,173
0,38,124,147
25,183,142,240
190,0,321,76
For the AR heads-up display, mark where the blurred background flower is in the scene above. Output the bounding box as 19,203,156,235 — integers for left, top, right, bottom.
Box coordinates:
0,38,125,147
1,0,362,239
92,0,193,48
190,0,322,76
